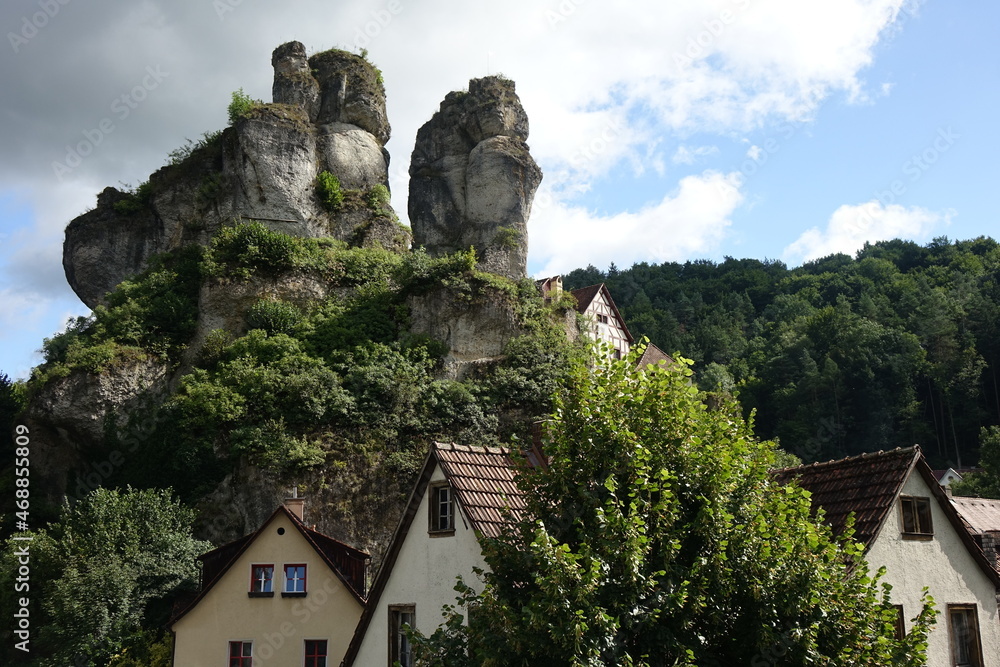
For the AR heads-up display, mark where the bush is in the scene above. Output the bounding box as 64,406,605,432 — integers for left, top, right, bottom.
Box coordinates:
208,221,303,276
247,299,302,335
113,181,154,216
227,88,261,125
365,184,391,210
316,171,344,212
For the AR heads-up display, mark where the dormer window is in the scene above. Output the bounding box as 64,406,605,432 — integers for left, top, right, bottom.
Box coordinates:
900,496,933,538
429,482,455,535
249,564,274,597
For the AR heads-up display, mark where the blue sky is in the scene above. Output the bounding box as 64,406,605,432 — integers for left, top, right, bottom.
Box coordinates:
1,0,997,380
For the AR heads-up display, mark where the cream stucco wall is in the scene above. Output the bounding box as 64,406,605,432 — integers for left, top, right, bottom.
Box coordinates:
866,474,1000,667
352,464,488,666
172,512,363,667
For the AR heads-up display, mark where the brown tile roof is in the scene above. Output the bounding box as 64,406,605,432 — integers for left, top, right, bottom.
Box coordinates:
774,447,1000,587
772,447,920,548
570,283,603,312
635,343,674,369
951,497,1000,535
434,442,526,539
570,283,635,345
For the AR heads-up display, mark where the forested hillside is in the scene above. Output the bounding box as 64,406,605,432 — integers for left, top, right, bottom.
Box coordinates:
564,237,1000,468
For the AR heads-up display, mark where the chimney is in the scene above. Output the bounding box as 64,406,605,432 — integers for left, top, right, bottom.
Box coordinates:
284,488,305,522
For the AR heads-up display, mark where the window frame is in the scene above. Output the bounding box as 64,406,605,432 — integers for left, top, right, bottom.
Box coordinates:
891,605,905,640
388,604,416,667
304,639,327,667
948,604,984,667
249,563,275,597
229,640,253,667
283,563,307,597
899,495,934,539
428,481,455,536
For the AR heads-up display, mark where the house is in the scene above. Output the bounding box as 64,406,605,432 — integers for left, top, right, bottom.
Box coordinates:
569,283,634,359
170,499,370,667
775,447,1000,667
951,495,1000,571
341,442,525,667
539,277,671,365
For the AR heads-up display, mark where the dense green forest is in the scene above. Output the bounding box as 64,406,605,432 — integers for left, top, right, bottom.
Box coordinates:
564,236,1000,469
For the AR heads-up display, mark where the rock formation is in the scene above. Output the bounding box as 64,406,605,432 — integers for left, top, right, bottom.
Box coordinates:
64,41,407,309
409,76,542,280
41,42,556,561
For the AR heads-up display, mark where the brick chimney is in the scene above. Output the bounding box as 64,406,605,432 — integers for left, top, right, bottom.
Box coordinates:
284,489,305,522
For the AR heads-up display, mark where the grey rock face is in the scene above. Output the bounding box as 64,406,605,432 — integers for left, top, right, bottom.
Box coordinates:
407,284,524,380
409,76,542,280
64,41,402,309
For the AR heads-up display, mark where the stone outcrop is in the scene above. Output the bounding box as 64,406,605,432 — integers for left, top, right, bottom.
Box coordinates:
409,76,542,280
64,41,406,309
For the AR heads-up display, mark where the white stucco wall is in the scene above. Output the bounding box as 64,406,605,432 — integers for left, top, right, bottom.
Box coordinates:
866,474,1000,666
584,290,630,356
172,512,363,667
352,464,488,666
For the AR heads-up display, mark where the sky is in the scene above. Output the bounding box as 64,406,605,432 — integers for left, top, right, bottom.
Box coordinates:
1,0,997,380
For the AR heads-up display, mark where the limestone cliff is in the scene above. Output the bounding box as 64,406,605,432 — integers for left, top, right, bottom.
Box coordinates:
64,41,406,310
409,76,542,280
29,43,562,564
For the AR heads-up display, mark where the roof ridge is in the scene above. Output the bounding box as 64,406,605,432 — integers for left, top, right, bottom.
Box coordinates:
773,445,920,474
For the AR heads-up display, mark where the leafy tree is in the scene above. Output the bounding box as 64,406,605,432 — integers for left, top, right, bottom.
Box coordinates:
411,346,934,666
951,426,1000,498
1,372,24,443
0,487,210,666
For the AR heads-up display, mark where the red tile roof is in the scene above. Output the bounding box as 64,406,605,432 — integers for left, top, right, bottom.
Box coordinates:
435,442,526,539
772,447,920,548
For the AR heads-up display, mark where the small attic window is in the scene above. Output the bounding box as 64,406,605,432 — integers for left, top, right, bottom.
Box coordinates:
429,482,455,536
596,314,609,324
900,496,933,538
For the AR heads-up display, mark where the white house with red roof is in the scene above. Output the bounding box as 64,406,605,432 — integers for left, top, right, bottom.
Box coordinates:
341,442,525,667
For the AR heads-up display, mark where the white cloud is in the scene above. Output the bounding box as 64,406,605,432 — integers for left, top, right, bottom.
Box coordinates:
531,171,744,277
782,200,953,264
746,145,763,161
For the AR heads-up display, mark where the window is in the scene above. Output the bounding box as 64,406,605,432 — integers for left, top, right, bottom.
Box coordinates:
428,482,454,534
612,348,622,360
948,605,984,667
596,313,609,324
304,639,327,667
900,496,933,537
229,640,252,667
892,605,905,640
249,564,274,596
389,605,415,667
284,564,307,596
